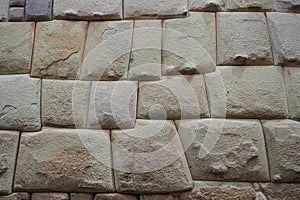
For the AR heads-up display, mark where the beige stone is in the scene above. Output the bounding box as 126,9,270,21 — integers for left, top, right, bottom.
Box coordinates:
189,0,225,11
260,183,300,200
226,0,273,11
0,193,30,200
94,194,138,200
70,193,93,200
32,193,69,200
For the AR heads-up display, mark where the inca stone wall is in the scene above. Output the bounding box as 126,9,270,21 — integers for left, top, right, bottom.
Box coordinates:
0,0,300,200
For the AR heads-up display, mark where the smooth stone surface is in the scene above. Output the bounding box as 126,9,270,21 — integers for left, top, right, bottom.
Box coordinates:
0,0,9,21
31,20,87,79
8,7,24,21
94,194,138,200
217,12,273,65
0,193,30,200
9,0,25,7
189,0,225,11
226,0,273,11
274,0,300,13
70,193,93,200
0,75,41,131
262,120,300,182
260,183,300,199
25,0,53,21
32,193,69,200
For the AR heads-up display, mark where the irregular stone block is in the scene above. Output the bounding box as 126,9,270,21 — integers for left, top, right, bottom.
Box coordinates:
204,66,288,119
262,120,300,182
31,20,88,79
9,0,25,7
274,0,300,13
138,75,210,120
87,81,137,129
226,0,273,11
0,0,9,21
176,119,270,181
54,0,122,20
268,13,300,66
0,131,20,195
94,194,138,200
42,80,91,128
81,21,133,81
14,128,114,192
112,120,193,193
189,0,225,11
124,0,188,19
0,23,34,74
25,0,53,21
217,12,273,65
128,20,162,81
260,183,300,199
0,75,41,131
32,193,69,200
8,7,24,21
163,12,216,75
70,193,93,200
0,193,29,200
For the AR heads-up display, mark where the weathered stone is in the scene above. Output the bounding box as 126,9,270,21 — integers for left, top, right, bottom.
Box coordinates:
81,21,133,81
54,0,122,20
32,193,69,200
217,12,273,65
70,193,93,200
262,120,300,182
128,20,162,81
25,0,53,21
31,20,88,79
138,75,209,120
42,80,91,128
0,75,41,131
9,0,25,7
176,119,270,181
189,0,225,11
0,23,34,74
87,81,137,129
204,66,288,119
14,128,114,192
140,194,182,200
163,12,216,75
226,0,273,11
124,0,188,19
274,0,300,13
256,192,268,200
112,120,193,193
268,13,300,67
0,131,19,195
0,193,29,200
94,194,138,200
8,7,24,21
260,183,300,200
0,0,9,21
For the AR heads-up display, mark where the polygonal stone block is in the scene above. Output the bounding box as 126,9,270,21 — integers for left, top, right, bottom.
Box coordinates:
0,193,29,200
94,194,138,200
274,0,300,13
260,183,300,199
0,0,9,21
189,0,225,11
9,0,25,7
25,0,53,21
8,7,24,21
226,0,273,11
70,193,93,200
32,193,69,200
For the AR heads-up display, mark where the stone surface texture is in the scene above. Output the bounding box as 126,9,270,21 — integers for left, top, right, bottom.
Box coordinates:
0,193,29,200
188,0,225,11
70,193,93,200
226,0,273,11
260,183,300,200
274,0,300,13
0,0,9,21
94,194,138,200
8,7,24,21
31,193,69,200
25,0,53,21
9,0,25,7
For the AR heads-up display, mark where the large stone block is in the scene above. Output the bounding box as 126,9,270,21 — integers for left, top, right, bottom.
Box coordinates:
8,7,24,21
268,13,300,66
0,75,41,131
0,193,29,200
204,66,288,119
0,131,20,195
25,0,53,21
188,0,225,11
226,0,273,11
274,0,300,13
138,75,209,120
32,193,69,200
176,119,270,181
94,194,138,200
262,120,300,182
217,12,273,65
0,22,34,74
112,120,193,193
31,20,88,79
14,128,114,192
0,0,9,21
163,12,216,75
260,183,300,199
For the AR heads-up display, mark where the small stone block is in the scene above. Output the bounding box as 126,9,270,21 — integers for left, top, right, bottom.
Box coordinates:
226,0,273,11
25,0,53,21
32,193,69,200
9,0,25,7
0,193,30,200
0,0,9,21
8,7,24,21
70,193,93,200
189,0,225,11
274,0,300,13
94,194,138,200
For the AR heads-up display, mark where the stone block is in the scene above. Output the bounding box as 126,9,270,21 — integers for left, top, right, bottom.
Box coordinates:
226,0,273,11
53,0,122,20
94,194,138,200
32,193,69,200
0,75,41,131
268,13,300,66
112,120,193,193
217,12,273,65
8,7,24,21
70,193,93,200
31,20,88,79
260,183,300,199
9,0,25,7
274,0,300,13
137,75,209,120
163,12,216,75
0,0,9,21
262,120,300,182
87,81,137,129
0,193,29,200
189,0,225,11
25,0,53,21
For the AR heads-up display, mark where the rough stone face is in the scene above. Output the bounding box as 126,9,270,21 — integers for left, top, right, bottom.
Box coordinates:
0,131,20,195
54,0,122,20
94,194,138,200
87,81,137,129
112,120,193,193
32,193,69,200
204,66,288,119
268,13,300,67
260,183,300,200
14,128,114,192
274,0,300,13
25,0,53,21
262,120,300,182
176,119,270,181
0,193,30,200
0,0,9,21
226,0,273,11
70,193,93,200
189,0,225,11
138,75,209,120
0,22,34,74
163,12,216,75
9,0,25,7
0,75,41,131
81,21,133,81
8,7,24,21
31,20,88,79
217,12,273,65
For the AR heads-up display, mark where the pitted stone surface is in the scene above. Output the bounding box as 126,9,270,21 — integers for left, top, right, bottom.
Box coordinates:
9,7,24,21
112,120,193,193
14,128,114,192
0,75,41,131
260,183,300,199
0,193,30,200
25,0,53,21
163,12,216,75
31,20,88,79
32,193,69,200
42,80,91,128
268,13,300,67
226,0,273,11
0,0,9,21
189,0,225,11
81,21,133,81
138,75,209,120
274,0,300,13
94,194,138,200
0,131,19,195
70,193,93,200
262,120,300,182
205,66,288,119
0,22,34,74
9,0,25,7
176,119,270,181
217,12,273,66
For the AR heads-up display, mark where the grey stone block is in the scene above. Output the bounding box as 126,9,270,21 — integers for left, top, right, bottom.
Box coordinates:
189,0,225,11
32,193,69,200
70,193,93,200
226,0,273,11
0,193,30,200
0,0,9,21
274,0,300,13
260,183,300,199
8,7,24,21
94,194,138,200
25,0,53,21
9,0,25,7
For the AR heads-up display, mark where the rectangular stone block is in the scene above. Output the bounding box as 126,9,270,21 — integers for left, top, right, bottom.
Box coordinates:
176,119,270,181
32,193,69,200
25,0,53,21
217,12,273,65
0,193,29,200
70,193,93,200
31,20,88,79
260,183,300,199
8,7,24,21
9,0,25,7
0,0,9,21
94,194,138,200
226,0,273,11
189,0,225,11
274,0,300,13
